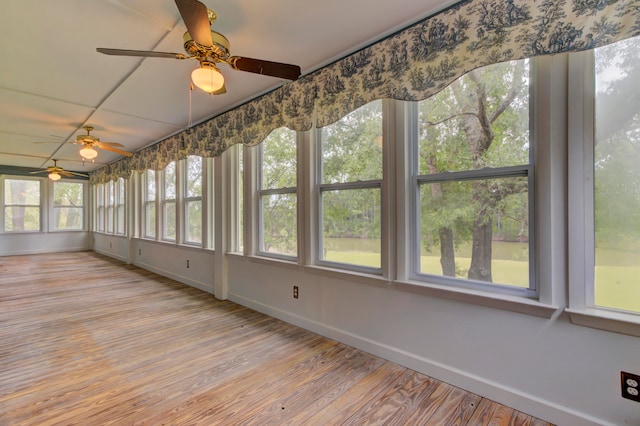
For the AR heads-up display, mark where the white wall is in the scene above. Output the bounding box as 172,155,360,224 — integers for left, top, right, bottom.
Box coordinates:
93,233,216,294
225,255,640,426
0,231,89,256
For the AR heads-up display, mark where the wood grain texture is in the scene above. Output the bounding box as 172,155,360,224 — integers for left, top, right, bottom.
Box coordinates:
0,252,555,425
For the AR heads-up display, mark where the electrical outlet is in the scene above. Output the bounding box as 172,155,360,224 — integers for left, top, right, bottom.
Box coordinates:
293,285,299,299
186,259,190,268
621,371,640,402
138,248,141,255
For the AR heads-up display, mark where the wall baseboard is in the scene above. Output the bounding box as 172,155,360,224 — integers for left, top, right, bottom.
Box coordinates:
133,259,215,296
0,247,89,257
228,292,614,426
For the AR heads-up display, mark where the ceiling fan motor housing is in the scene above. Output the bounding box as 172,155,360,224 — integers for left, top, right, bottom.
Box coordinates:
183,30,230,60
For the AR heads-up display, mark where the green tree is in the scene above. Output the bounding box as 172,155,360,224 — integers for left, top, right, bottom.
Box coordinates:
419,60,530,282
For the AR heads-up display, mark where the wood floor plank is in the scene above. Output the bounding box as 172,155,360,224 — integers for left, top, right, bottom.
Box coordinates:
0,252,555,425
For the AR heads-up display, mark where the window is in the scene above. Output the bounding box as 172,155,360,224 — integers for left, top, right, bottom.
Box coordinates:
184,156,202,245
318,100,383,270
3,178,41,232
143,170,156,239
258,128,298,258
95,184,105,232
238,146,244,253
570,36,640,318
106,180,114,233
115,178,125,235
53,181,84,231
162,162,176,241
413,59,533,295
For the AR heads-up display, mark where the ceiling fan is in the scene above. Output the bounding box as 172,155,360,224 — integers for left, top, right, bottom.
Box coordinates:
96,0,302,94
30,159,88,181
35,126,133,161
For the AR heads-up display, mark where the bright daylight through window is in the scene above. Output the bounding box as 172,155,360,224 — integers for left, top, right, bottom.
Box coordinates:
594,36,640,313
3,178,41,232
415,59,532,293
319,100,383,270
259,128,297,258
53,181,83,231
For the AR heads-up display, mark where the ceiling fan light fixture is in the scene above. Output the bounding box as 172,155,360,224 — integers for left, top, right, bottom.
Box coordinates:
79,146,98,160
191,61,224,93
48,172,61,181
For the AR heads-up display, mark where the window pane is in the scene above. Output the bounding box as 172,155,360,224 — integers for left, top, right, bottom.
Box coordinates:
164,202,176,240
321,188,381,268
147,170,156,201
594,36,640,312
261,193,297,256
54,182,83,206
418,60,530,174
146,204,156,238
4,179,40,232
164,162,176,199
116,206,125,234
419,176,529,288
5,207,40,231
185,200,201,243
55,207,83,230
186,156,202,198
239,146,244,252
117,178,125,204
4,179,40,205
262,128,297,189
321,101,383,184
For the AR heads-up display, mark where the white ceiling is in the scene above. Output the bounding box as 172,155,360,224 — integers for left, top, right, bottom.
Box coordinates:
0,0,456,174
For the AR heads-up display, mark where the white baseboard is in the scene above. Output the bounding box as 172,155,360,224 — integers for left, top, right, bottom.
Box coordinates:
0,247,89,257
93,248,129,264
228,292,613,426
134,259,215,295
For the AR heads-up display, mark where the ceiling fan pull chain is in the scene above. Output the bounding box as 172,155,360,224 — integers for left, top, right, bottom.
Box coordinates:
189,82,194,127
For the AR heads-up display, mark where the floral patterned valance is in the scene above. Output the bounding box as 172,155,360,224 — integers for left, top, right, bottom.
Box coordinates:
90,0,640,184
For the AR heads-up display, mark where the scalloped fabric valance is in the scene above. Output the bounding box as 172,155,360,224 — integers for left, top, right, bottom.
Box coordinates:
90,0,640,184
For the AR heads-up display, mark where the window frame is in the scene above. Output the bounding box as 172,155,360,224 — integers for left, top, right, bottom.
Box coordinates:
183,155,203,247
257,128,299,261
161,162,177,242
1,176,43,233
115,177,126,235
142,169,157,240
566,47,640,336
315,101,384,274
51,179,85,232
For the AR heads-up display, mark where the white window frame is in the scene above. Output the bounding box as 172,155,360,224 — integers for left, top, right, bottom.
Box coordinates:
142,169,157,239
106,180,114,234
183,155,203,246
95,183,105,232
51,179,85,232
566,48,640,337
315,101,384,274
115,177,126,235
161,162,176,242
1,176,43,233
257,128,298,261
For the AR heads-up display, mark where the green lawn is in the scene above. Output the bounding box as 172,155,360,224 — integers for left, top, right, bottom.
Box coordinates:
324,239,640,312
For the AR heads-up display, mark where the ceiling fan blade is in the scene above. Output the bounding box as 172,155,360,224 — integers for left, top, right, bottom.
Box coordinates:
97,48,187,59
34,141,68,144
95,141,125,147
59,171,74,177
66,171,89,178
96,143,133,157
29,170,47,174
175,0,213,47
228,57,301,80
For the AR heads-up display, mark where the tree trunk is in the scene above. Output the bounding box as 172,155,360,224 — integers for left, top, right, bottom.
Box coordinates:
468,215,493,282
439,227,456,276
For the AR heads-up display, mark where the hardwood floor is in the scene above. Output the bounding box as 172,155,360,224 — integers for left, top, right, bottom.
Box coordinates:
0,252,554,425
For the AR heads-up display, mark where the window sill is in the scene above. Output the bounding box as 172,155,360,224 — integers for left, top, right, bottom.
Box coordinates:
305,264,390,288
566,308,640,337
396,280,558,318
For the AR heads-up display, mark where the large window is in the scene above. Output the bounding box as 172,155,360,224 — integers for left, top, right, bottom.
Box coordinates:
318,100,383,271
96,184,105,232
413,60,532,294
115,177,125,235
53,181,84,231
106,180,114,233
184,156,202,245
592,37,640,313
162,162,176,241
143,170,156,239
258,128,297,258
3,178,41,232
